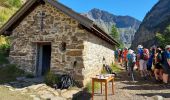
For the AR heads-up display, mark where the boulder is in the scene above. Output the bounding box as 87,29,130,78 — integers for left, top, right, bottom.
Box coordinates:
61,89,79,99
51,96,67,100
152,95,164,100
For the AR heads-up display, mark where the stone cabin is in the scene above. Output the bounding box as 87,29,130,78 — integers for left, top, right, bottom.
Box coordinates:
0,0,119,86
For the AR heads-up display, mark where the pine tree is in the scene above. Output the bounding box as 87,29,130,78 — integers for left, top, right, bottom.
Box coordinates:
110,24,119,41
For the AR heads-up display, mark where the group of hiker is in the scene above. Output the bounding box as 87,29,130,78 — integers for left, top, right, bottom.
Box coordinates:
115,45,170,87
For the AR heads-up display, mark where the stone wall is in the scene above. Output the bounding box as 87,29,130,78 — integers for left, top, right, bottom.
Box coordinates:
9,3,87,85
9,2,115,87
82,32,115,85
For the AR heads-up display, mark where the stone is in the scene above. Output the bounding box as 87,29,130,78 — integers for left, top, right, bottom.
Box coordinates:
28,84,46,90
40,93,54,100
30,95,36,98
61,89,67,93
16,76,26,81
33,97,41,100
51,96,66,100
9,88,15,91
73,75,84,80
152,95,164,100
61,89,79,99
66,50,82,56
76,45,84,49
47,88,59,96
15,88,28,92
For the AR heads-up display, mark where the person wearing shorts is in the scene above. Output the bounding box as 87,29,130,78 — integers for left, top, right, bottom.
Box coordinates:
162,45,170,86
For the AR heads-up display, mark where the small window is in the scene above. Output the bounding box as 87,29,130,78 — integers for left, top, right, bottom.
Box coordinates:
60,42,66,52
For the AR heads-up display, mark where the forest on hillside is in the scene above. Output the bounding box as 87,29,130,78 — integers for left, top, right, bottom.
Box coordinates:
0,0,23,27
0,0,24,46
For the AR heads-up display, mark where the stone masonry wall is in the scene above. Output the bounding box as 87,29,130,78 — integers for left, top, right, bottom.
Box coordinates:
9,2,115,86
82,32,115,85
9,3,87,85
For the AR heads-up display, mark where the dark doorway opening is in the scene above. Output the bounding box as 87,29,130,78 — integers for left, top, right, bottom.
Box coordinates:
42,45,51,75
36,43,51,76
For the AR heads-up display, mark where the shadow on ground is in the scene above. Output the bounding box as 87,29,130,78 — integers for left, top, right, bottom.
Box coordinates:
72,88,91,100
136,93,170,98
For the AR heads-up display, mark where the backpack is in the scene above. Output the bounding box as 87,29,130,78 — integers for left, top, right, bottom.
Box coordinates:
139,50,144,60
104,65,117,76
127,54,133,62
104,65,113,74
157,53,163,63
60,75,74,89
143,49,149,60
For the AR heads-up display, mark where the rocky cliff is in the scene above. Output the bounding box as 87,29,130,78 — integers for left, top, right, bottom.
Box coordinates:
131,0,170,49
83,8,141,47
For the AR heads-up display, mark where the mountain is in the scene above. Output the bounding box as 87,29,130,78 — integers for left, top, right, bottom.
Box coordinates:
131,0,170,49
83,8,141,47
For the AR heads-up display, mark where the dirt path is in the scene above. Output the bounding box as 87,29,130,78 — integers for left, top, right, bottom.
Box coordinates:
92,70,170,100
74,68,170,100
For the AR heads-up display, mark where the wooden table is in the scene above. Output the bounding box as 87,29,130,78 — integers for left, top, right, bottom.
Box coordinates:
92,74,115,100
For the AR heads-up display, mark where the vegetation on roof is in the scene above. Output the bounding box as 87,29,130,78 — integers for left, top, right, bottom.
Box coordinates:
0,0,23,27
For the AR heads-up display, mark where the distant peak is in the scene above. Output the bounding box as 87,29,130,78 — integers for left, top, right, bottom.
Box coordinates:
90,8,101,11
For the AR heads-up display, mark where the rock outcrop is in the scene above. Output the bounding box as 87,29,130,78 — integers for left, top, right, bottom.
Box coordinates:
131,0,170,49
83,8,141,47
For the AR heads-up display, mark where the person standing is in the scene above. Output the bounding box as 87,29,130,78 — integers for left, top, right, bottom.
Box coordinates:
137,45,147,80
118,49,123,65
162,45,170,86
154,48,163,82
122,47,128,70
147,47,155,77
115,48,119,63
127,49,136,77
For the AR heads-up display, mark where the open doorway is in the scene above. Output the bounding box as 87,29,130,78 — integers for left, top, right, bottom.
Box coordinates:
36,43,51,76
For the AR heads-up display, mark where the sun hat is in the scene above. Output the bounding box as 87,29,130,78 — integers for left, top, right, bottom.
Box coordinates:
137,45,143,49
128,49,134,54
165,45,170,49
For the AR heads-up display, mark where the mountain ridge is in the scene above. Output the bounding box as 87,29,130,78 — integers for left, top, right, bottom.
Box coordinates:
131,0,170,49
83,8,141,47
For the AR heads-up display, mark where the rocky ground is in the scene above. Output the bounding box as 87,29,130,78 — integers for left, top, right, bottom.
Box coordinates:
0,77,81,100
84,70,170,100
0,70,170,100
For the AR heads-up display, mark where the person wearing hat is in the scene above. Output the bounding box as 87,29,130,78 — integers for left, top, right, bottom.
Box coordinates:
127,49,136,78
162,45,170,86
137,45,147,79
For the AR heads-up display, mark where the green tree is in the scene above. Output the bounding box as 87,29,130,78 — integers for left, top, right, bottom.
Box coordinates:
0,0,22,8
8,0,22,8
110,25,119,41
156,25,170,47
110,25,124,48
0,0,11,8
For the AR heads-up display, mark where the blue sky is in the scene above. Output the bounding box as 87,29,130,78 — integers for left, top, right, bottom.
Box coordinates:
58,0,158,21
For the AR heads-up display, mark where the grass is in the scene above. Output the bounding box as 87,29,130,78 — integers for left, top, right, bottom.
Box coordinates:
101,63,122,74
0,52,9,65
111,63,122,73
0,64,25,83
86,81,100,93
86,63,123,93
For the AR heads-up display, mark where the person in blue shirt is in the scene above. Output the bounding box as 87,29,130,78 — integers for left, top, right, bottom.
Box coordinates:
147,47,155,77
127,49,136,76
162,45,170,86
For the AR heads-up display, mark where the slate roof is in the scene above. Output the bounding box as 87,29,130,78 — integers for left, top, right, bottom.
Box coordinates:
0,0,119,46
